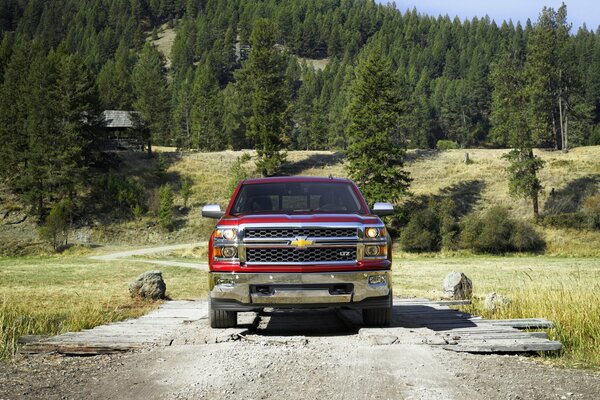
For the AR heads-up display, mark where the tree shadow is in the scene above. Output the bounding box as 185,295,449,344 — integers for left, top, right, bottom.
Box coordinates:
544,175,600,215
404,149,442,164
438,180,485,217
280,152,345,176
404,180,485,218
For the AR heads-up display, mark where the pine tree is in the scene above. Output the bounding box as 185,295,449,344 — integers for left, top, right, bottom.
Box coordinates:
245,19,290,176
132,42,170,152
345,48,411,206
158,183,174,231
491,49,545,219
191,61,224,150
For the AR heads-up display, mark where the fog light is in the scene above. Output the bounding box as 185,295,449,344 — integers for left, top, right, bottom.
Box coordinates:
215,276,235,287
221,246,237,258
368,275,387,286
365,245,380,256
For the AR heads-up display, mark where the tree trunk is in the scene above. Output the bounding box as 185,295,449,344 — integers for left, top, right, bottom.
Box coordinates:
533,191,539,221
558,94,564,151
563,113,569,153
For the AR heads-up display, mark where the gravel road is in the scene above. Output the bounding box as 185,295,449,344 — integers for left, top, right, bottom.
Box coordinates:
2,307,600,400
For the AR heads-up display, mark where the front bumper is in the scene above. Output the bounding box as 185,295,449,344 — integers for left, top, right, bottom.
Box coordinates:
209,270,391,311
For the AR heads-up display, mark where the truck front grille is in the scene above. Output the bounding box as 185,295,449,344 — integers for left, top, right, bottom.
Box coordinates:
245,228,357,239
246,247,357,263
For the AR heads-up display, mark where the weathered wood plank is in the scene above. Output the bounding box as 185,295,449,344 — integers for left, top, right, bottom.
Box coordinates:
442,340,562,353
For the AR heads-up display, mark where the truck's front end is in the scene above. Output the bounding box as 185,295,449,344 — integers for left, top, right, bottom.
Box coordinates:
202,177,394,328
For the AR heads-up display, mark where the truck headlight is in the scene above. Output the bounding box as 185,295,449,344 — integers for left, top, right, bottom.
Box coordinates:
365,227,379,238
215,228,237,240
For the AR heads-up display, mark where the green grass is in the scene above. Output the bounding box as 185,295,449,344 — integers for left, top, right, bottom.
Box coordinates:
0,256,208,359
393,253,600,370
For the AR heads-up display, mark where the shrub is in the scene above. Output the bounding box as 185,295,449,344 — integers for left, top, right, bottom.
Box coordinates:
541,213,587,229
158,184,174,231
436,140,459,150
510,221,546,252
98,173,145,215
227,156,249,195
583,194,600,230
180,177,193,208
437,197,460,250
39,200,72,251
400,208,441,252
460,206,545,253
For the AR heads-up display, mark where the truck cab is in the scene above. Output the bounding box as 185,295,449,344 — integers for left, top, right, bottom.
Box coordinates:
202,176,394,328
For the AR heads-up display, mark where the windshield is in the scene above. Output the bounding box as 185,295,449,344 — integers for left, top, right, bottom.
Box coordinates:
230,182,365,215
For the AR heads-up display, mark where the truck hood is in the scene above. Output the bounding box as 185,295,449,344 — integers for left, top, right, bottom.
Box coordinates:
217,213,382,226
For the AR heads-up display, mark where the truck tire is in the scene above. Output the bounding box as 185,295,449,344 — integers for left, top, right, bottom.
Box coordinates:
362,307,391,326
362,292,392,326
209,298,237,328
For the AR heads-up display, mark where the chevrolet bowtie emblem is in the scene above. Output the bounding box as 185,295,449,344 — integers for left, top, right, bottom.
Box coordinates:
290,237,313,248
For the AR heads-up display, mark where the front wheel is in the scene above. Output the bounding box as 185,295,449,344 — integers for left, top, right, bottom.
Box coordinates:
209,298,238,328
362,292,392,326
362,307,391,326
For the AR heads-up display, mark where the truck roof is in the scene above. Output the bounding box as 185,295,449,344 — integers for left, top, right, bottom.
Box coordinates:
242,176,352,184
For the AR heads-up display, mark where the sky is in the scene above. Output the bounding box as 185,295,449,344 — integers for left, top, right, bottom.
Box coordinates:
390,1,599,31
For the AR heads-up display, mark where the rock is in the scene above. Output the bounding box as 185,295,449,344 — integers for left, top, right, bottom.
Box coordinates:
443,272,473,300
484,292,511,312
129,271,166,300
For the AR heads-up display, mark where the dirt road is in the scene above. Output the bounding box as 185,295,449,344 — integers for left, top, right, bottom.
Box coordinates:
89,242,209,270
2,304,600,400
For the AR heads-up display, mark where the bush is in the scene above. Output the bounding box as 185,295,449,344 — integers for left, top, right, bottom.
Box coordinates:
227,156,249,195
541,213,587,229
180,177,193,208
460,206,545,253
98,173,145,216
583,194,600,230
158,184,174,231
400,208,441,252
510,221,546,252
436,140,459,150
39,200,72,251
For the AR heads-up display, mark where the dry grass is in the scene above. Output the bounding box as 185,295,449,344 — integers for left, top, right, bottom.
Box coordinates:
405,147,600,219
151,24,176,68
393,254,600,369
296,56,330,71
0,256,207,359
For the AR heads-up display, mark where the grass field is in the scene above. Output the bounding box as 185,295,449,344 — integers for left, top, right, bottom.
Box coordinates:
394,253,600,370
0,256,207,359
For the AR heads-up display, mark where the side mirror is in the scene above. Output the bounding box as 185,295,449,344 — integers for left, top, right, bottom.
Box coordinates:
202,204,225,219
372,202,394,217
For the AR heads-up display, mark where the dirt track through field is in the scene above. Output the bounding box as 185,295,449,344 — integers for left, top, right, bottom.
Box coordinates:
89,242,209,270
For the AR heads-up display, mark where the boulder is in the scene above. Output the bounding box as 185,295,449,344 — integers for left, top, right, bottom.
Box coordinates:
129,271,166,300
442,272,473,300
484,292,511,312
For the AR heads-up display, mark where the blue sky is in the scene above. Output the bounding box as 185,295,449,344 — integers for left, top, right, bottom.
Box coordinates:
389,1,599,31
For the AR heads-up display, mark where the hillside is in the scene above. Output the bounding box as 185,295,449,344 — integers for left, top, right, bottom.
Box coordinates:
3,148,598,256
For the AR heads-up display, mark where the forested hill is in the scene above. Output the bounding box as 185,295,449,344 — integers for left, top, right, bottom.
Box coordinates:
3,0,600,151
2,0,600,219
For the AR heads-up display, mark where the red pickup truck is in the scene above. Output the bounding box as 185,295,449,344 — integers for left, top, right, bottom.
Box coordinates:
202,176,394,328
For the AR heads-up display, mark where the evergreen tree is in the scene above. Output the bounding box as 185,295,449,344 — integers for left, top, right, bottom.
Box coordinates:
132,42,170,152
345,48,411,206
191,61,224,150
158,183,174,231
491,48,544,219
245,19,290,176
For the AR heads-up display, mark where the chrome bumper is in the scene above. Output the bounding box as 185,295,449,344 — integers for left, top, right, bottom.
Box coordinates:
209,270,391,305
